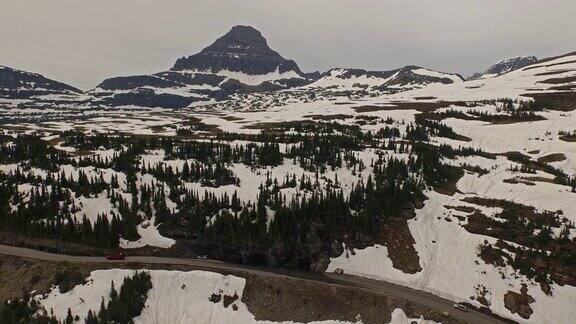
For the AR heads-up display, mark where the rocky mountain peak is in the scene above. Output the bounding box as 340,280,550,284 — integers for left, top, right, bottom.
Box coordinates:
171,25,303,76
215,25,270,51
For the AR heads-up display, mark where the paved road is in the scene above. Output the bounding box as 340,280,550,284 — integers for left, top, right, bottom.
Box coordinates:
0,244,507,324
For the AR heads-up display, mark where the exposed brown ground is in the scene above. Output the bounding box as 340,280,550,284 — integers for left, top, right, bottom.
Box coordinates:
304,114,353,121
0,254,462,324
536,153,566,163
244,275,450,324
559,134,576,142
377,217,422,274
503,284,535,320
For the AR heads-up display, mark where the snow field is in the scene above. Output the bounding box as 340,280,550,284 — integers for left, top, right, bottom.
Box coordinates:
37,268,433,324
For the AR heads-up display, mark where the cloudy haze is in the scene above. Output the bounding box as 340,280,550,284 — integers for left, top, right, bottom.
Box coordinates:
2,0,575,90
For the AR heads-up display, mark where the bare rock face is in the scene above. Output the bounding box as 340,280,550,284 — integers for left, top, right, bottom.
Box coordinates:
378,217,422,274
171,25,303,76
330,240,344,258
503,284,535,319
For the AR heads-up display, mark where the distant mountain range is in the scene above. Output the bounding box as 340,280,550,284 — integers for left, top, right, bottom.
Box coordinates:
0,25,558,109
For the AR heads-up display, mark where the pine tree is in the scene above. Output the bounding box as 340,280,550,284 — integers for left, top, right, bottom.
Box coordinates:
65,308,74,324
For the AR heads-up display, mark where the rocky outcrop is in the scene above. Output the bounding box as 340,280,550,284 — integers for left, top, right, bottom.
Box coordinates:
503,284,535,319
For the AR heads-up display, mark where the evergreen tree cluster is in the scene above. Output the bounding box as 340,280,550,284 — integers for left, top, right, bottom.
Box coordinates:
0,170,140,248
0,271,152,324
0,294,59,324
86,271,152,324
3,123,571,268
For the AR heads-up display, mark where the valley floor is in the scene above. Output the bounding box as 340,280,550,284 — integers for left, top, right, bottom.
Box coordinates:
1,49,575,324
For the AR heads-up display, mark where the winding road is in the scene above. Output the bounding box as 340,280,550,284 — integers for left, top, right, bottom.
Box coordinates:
0,244,508,324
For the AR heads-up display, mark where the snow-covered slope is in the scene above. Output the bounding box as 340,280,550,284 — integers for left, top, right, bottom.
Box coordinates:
376,51,576,102
307,66,462,92
36,269,436,324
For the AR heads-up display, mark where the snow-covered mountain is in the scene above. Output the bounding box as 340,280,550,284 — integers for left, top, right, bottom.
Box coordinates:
172,25,308,77
87,26,463,109
468,56,538,80
89,26,318,109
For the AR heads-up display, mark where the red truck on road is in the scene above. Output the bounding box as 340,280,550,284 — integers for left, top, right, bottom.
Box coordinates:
106,252,125,260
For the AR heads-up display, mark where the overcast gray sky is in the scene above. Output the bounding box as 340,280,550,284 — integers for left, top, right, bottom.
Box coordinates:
2,0,575,90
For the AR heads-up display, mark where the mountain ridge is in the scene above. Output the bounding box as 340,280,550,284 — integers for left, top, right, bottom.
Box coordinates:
467,55,538,80
0,65,82,99
0,26,573,109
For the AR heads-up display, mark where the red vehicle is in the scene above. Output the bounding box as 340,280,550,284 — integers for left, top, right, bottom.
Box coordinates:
106,252,125,260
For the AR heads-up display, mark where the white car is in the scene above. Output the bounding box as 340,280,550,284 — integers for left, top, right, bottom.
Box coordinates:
453,303,468,312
